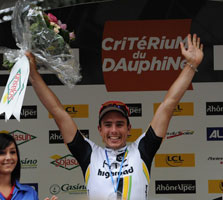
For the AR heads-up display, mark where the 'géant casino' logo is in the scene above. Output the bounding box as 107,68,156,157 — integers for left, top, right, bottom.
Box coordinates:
49,183,87,195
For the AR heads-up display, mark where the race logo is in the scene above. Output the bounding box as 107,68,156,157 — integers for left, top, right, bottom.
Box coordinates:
126,103,142,117
154,102,194,116
49,129,89,144
155,154,195,167
49,105,88,118
9,130,37,145
49,183,87,195
50,154,79,170
206,102,223,115
207,128,223,141
21,158,38,169
155,180,196,194
208,180,223,193
127,128,142,142
166,130,194,139
0,105,37,120
102,19,192,91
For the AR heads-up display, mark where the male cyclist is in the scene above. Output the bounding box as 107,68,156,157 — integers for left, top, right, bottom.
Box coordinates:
27,34,203,200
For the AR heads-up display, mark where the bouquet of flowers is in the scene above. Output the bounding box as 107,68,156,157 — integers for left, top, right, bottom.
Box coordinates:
2,0,81,87
0,0,81,121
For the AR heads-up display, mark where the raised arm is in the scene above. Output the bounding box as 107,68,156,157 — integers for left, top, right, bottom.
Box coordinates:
26,52,78,144
150,34,204,138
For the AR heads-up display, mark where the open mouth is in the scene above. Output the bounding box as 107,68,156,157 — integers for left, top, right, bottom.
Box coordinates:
108,136,121,143
3,163,14,167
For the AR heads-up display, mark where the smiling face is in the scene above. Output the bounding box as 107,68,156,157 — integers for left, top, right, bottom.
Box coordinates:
0,142,18,176
98,111,131,150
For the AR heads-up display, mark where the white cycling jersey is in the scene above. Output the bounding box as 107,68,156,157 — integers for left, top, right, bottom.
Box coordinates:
68,126,162,200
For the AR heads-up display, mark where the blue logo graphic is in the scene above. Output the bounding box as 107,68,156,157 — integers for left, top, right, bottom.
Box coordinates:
207,128,223,141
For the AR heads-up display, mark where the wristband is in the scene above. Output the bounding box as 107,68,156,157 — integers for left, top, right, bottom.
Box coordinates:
187,62,198,72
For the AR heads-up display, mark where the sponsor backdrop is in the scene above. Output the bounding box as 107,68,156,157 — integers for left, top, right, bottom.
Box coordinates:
1,1,223,200
1,81,223,200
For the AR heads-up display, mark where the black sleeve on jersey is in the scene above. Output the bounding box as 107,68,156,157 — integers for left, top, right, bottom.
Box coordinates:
67,130,92,177
138,126,162,173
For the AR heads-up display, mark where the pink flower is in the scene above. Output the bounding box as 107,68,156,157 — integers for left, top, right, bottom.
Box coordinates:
60,24,67,30
47,13,58,24
58,20,67,30
69,32,75,40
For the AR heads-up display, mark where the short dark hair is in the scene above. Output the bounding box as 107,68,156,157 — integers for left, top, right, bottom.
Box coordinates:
0,133,21,185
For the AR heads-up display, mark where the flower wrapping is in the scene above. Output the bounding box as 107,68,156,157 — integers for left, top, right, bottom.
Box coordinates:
2,0,82,88
0,0,81,121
